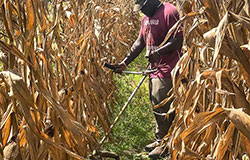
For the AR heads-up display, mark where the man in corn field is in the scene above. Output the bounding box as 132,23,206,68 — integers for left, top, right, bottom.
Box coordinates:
114,0,183,159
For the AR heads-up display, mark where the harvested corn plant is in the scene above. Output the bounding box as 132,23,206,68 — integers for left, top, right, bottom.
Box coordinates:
157,0,250,159
0,0,139,159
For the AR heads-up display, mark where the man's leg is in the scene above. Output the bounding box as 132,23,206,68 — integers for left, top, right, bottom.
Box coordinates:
150,78,175,140
147,78,175,159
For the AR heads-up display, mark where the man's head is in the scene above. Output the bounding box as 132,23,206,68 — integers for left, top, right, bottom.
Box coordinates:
134,0,162,17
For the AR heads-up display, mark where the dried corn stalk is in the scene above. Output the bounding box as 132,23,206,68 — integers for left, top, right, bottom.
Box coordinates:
0,0,139,159
160,0,250,159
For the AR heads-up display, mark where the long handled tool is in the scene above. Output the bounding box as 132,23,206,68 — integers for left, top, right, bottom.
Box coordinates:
98,63,154,147
103,62,157,75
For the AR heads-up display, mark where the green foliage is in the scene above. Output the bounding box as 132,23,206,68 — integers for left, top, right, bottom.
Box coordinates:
102,53,156,159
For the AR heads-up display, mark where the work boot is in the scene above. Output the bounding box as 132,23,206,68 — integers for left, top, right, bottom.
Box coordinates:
148,146,168,159
144,141,160,152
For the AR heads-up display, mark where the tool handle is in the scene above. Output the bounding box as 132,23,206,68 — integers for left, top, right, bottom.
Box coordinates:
99,74,147,147
103,62,116,70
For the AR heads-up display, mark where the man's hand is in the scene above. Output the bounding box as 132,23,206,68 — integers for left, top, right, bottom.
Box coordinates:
147,51,160,64
113,62,127,74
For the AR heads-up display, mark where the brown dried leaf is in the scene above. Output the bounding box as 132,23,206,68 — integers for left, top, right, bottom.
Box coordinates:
213,122,235,159
180,108,226,144
3,141,18,159
212,12,229,67
224,108,250,140
2,115,11,147
26,0,35,30
0,103,13,129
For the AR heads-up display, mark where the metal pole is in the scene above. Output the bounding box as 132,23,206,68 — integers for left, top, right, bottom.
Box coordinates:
122,71,144,75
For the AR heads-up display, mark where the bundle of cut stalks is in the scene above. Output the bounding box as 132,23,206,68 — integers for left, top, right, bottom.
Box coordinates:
157,0,250,159
0,0,139,159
